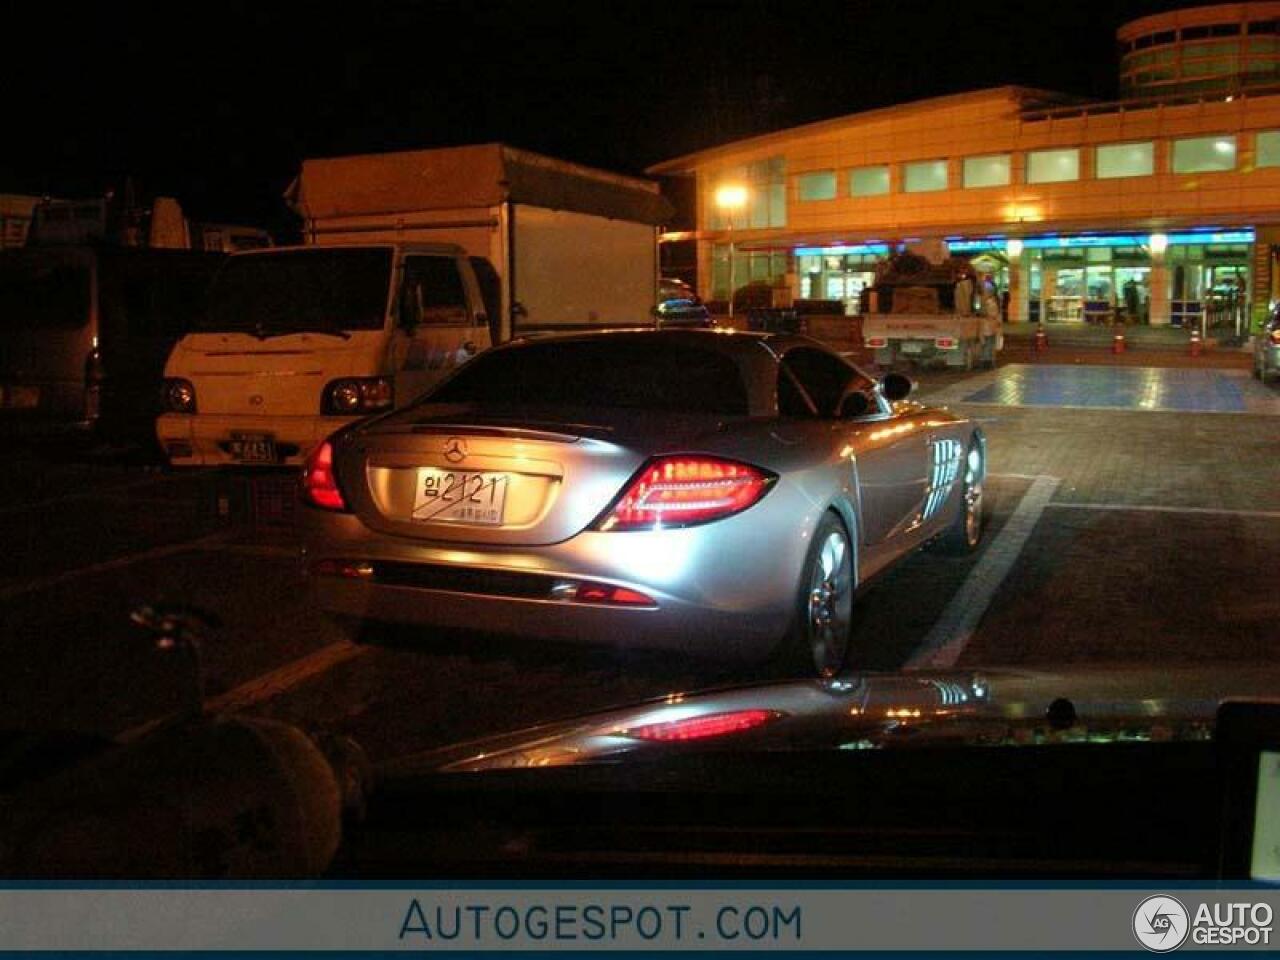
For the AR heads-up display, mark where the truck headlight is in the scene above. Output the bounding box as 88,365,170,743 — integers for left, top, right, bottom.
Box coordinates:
162,378,197,413
322,377,393,415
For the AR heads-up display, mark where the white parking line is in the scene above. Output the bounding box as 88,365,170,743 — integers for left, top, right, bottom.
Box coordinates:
117,641,370,743
1045,502,1280,521
0,470,185,517
0,532,229,602
904,475,1060,670
0,536,303,601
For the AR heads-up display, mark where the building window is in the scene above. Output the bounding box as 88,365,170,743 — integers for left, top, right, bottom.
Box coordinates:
903,159,948,193
962,154,1011,188
709,156,787,230
797,171,837,202
1096,142,1154,179
1258,130,1280,167
711,245,788,300
1172,135,1237,172
850,165,890,196
1026,148,1080,183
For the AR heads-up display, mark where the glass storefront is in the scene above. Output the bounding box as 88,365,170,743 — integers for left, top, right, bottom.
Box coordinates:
1026,238,1250,325
773,231,1254,327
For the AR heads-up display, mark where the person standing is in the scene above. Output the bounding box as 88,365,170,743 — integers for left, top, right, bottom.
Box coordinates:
954,273,975,315
1123,278,1140,324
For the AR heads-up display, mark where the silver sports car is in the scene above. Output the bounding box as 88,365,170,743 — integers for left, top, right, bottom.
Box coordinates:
299,329,986,676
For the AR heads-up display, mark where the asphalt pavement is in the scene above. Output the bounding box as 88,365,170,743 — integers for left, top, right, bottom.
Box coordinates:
2,353,1277,764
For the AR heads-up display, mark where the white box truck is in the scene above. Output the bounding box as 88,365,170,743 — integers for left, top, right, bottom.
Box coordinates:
158,145,671,467
288,143,671,340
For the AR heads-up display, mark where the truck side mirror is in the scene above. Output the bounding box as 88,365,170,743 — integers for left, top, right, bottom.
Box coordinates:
881,373,913,402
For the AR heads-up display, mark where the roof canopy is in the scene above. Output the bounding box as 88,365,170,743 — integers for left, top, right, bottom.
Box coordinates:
289,143,673,225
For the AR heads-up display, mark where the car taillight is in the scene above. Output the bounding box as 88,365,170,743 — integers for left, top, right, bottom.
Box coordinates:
300,440,348,511
618,709,782,742
322,377,394,415
594,456,775,531
935,337,958,350
866,336,888,348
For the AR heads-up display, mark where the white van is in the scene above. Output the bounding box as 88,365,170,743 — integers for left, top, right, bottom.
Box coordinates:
157,242,497,466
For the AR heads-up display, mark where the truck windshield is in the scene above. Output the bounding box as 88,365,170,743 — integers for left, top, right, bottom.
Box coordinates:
0,252,91,329
198,248,392,334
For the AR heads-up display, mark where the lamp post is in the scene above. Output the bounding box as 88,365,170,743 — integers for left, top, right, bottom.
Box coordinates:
714,184,748,319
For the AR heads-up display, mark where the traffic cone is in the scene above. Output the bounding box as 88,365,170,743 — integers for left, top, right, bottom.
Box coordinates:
1111,328,1126,354
1189,329,1203,357
1033,323,1048,355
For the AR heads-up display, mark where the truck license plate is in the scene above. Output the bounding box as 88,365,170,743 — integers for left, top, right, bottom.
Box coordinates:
412,469,508,525
231,432,277,463
900,342,924,354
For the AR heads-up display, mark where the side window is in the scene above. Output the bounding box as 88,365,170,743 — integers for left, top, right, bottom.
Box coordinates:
780,347,867,417
403,256,470,326
777,366,816,417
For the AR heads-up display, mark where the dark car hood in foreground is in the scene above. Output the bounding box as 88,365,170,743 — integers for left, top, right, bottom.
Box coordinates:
386,663,1280,776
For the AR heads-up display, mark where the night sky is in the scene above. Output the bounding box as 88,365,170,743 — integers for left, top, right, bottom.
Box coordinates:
4,0,1198,235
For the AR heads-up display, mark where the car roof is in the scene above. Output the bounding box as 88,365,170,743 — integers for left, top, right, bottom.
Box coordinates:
505,327,827,359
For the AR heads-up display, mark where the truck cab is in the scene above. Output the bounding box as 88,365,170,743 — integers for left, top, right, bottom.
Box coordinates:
157,242,494,467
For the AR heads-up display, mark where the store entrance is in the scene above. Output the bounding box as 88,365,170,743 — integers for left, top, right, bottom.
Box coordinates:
1032,247,1152,324
798,251,881,315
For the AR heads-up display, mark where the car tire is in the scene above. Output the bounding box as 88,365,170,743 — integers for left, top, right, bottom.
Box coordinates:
936,438,985,555
775,511,855,679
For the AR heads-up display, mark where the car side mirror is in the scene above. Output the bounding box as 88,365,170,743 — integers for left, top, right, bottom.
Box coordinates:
839,391,873,419
881,372,914,402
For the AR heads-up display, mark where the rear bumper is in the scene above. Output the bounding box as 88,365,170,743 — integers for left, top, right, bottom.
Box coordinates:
157,413,358,467
313,575,785,655
299,500,816,657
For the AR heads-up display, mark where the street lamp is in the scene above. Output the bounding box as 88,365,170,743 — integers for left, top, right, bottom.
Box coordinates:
715,184,748,318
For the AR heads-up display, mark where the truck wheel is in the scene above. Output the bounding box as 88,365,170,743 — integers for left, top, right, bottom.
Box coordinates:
981,336,997,369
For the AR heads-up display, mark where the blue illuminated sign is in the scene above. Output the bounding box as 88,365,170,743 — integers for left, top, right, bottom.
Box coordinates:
793,228,1254,258
1167,229,1254,245
795,244,891,256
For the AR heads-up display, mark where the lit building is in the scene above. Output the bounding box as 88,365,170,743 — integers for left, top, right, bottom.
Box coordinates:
647,2,1280,331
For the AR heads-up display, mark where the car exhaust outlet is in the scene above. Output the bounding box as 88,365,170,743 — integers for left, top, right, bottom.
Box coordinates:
548,579,655,607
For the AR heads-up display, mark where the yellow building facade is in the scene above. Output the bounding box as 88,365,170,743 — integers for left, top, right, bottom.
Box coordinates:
649,2,1280,332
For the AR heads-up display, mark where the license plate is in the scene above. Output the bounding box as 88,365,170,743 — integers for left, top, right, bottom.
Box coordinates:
1,385,40,409
412,469,508,525
230,432,277,463
900,341,924,354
